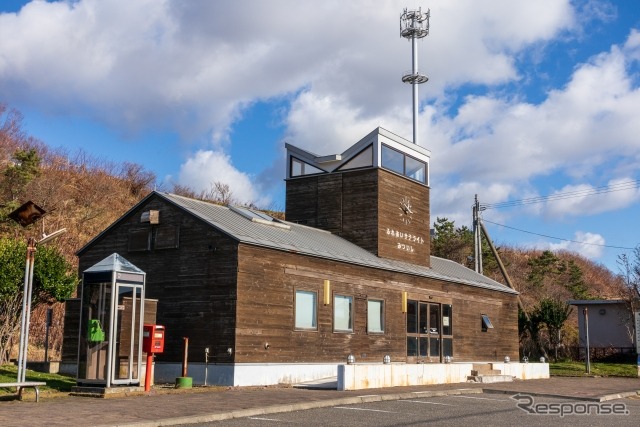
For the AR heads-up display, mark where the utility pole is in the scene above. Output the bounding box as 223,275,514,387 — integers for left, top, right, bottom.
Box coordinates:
472,195,483,274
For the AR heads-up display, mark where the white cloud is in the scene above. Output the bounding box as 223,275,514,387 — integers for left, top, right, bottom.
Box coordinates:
426,30,640,222
0,0,576,143
548,231,605,259
541,179,640,219
176,150,267,206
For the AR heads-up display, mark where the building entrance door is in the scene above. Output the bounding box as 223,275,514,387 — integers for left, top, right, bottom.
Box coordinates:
406,300,453,362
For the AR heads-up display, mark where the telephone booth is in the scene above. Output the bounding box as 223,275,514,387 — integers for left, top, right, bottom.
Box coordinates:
77,254,145,387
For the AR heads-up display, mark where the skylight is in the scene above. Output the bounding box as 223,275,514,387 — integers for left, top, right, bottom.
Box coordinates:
229,206,290,230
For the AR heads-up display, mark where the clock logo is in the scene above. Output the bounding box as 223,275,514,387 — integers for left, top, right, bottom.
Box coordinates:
399,196,413,225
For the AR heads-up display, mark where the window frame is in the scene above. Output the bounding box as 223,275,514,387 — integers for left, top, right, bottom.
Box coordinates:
380,144,428,184
294,289,318,331
290,156,324,177
481,314,494,332
333,294,354,333
366,298,385,334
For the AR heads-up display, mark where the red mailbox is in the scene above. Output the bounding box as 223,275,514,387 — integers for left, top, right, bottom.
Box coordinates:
143,324,165,354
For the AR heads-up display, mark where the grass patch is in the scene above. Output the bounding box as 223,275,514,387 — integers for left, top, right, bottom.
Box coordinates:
0,364,76,397
550,361,638,378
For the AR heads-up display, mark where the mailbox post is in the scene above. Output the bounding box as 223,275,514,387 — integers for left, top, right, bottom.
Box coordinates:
142,324,165,392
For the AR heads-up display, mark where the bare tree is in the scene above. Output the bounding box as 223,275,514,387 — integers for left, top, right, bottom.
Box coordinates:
616,247,640,344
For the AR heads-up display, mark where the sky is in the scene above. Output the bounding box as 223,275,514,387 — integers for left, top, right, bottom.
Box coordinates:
1,0,639,273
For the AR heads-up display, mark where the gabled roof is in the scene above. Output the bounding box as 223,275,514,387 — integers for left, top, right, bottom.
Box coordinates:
122,192,513,295
78,191,515,294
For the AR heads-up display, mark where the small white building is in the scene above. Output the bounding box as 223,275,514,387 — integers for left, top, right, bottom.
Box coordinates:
568,300,637,360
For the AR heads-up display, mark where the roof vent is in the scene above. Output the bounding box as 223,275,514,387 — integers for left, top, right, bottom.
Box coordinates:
141,210,159,224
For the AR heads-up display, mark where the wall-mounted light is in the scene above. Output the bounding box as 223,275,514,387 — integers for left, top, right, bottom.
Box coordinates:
383,355,391,364
323,280,331,305
401,291,408,313
347,354,355,364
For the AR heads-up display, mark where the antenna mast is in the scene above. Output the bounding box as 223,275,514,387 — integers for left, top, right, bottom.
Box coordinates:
400,7,430,145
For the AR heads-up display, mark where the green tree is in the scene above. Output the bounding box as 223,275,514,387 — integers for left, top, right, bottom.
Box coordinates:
518,307,546,360
431,217,474,265
535,298,573,362
527,250,560,287
0,238,77,364
527,250,590,299
3,148,41,199
565,261,588,299
431,217,499,276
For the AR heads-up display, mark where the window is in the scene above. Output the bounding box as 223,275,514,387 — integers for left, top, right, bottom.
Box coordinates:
290,157,323,177
381,145,404,175
295,290,317,330
334,295,353,332
442,304,453,357
128,229,150,252
481,314,494,332
406,156,426,183
367,299,384,333
155,225,180,249
339,145,373,171
381,144,427,184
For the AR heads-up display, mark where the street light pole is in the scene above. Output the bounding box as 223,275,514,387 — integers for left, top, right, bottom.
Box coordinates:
16,237,36,384
9,201,66,385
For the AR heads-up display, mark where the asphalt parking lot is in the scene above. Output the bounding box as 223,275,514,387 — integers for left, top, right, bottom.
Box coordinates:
194,393,640,427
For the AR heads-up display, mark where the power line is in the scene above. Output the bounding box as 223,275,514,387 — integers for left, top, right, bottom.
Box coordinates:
481,180,640,210
482,218,636,250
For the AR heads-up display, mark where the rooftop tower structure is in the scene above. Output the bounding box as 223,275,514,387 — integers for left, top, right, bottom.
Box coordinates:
400,7,430,145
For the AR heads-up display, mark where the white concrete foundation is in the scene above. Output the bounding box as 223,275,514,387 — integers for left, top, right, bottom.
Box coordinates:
489,362,550,380
154,362,338,387
338,362,550,391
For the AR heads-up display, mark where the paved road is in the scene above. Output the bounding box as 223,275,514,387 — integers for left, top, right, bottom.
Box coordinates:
192,393,640,427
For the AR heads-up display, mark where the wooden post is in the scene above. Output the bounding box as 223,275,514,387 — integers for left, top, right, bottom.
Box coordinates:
182,337,189,378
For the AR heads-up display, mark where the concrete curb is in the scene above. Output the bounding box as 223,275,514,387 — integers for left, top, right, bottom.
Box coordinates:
482,388,640,402
106,388,485,427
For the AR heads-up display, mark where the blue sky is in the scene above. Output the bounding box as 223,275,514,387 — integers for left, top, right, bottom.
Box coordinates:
1,0,639,273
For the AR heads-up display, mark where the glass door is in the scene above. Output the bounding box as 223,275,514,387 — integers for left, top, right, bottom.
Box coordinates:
406,300,444,362
110,283,143,385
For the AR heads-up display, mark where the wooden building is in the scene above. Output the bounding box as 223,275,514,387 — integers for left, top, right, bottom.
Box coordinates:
66,127,519,386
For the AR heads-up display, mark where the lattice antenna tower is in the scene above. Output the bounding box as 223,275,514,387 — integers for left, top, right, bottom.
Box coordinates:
400,7,430,145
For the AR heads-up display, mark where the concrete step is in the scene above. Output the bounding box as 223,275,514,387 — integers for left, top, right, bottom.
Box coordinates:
470,369,501,376
471,364,501,376
467,375,514,384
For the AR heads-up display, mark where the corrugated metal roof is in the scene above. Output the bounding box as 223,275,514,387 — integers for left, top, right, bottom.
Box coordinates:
158,192,517,295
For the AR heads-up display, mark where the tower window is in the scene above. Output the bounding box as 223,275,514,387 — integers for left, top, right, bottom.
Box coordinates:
381,144,427,184
290,157,324,177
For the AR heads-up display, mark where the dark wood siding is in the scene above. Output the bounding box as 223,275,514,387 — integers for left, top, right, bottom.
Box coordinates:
377,169,430,267
235,245,517,363
76,195,238,363
62,299,81,363
285,168,430,266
